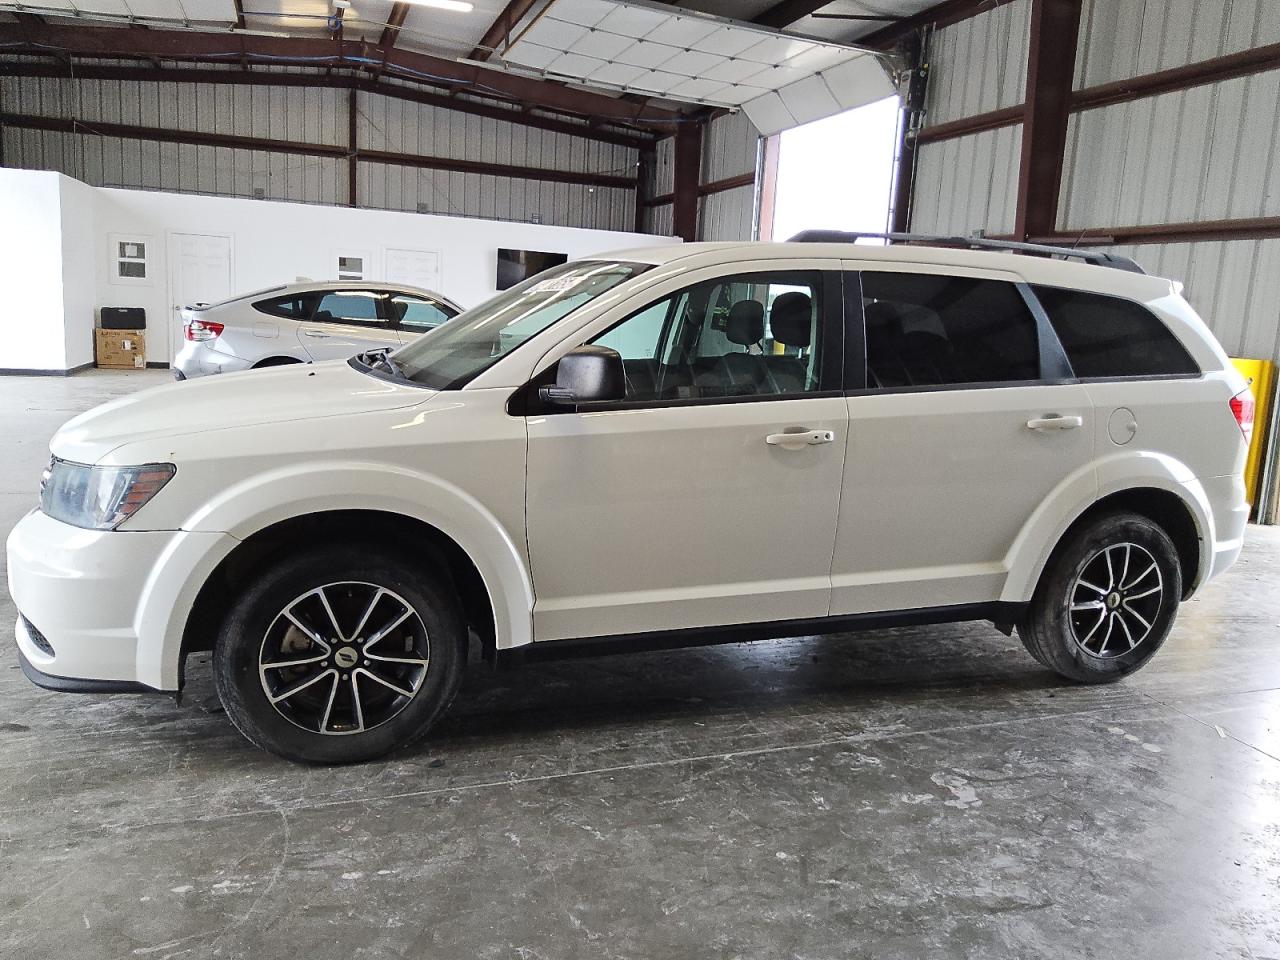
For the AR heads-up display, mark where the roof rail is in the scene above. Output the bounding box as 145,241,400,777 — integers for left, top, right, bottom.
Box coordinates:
787,230,1147,275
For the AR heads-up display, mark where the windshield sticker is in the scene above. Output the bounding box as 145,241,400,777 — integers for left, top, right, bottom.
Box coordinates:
530,276,583,294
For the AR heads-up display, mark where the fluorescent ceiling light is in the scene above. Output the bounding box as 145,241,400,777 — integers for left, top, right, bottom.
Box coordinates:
402,0,473,11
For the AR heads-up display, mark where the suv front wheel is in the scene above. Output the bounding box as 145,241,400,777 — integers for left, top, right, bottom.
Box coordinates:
213,546,466,763
1019,511,1182,683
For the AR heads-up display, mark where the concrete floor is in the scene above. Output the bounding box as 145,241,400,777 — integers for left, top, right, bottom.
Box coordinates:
1,369,1278,960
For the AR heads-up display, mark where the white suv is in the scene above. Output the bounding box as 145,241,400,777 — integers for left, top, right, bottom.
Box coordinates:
7,235,1253,763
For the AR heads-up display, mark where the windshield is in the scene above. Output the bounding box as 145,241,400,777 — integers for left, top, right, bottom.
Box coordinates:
388,260,652,389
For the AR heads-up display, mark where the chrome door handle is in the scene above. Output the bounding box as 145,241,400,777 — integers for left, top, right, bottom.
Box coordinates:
303,330,332,339
766,429,835,447
1027,415,1084,431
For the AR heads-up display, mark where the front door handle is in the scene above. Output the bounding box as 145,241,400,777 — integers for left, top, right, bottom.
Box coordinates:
303,330,332,339
766,429,835,448
1027,414,1084,431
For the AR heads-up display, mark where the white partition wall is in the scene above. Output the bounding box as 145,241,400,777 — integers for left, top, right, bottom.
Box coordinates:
0,169,673,372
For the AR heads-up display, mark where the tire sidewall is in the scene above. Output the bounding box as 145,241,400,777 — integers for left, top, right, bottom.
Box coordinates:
213,547,464,764
1038,514,1182,680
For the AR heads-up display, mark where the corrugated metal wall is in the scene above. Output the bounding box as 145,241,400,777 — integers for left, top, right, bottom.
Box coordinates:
1103,239,1280,361
642,112,759,240
908,0,1031,236
911,124,1023,235
1074,0,1280,88
906,0,1280,363
0,71,640,231
924,0,1031,126
1060,71,1280,230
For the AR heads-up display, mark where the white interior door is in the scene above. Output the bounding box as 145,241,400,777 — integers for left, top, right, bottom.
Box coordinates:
168,233,232,363
385,248,442,292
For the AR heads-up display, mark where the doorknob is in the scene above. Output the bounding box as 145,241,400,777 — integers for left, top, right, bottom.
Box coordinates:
766,429,835,448
1026,414,1084,431
304,330,332,339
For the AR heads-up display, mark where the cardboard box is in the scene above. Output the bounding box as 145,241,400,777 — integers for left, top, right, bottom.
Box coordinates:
95,328,146,369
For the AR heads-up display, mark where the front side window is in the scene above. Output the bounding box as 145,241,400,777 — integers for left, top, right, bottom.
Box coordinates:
392,294,456,332
312,290,386,326
1032,286,1200,378
391,260,651,390
587,271,826,402
862,272,1040,389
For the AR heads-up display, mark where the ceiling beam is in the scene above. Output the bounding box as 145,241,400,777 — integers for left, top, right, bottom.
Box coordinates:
0,60,656,150
470,0,541,62
378,2,411,51
0,111,639,188
750,1,832,31
858,0,1021,48
0,22,684,129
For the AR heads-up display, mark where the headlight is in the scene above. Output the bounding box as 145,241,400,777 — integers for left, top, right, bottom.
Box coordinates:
39,458,176,530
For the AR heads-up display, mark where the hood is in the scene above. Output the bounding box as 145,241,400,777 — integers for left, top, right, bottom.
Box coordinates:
53,360,432,464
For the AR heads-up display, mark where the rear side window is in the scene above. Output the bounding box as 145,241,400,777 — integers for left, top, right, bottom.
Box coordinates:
862,272,1040,389
254,294,315,320
1032,286,1200,378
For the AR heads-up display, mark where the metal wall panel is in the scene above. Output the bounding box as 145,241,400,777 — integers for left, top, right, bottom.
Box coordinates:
923,0,1031,128
1075,0,1280,89
698,184,756,242
909,123,1023,235
702,111,759,184
644,202,674,237
651,134,675,197
359,163,635,231
0,74,640,231
1103,239,1280,363
1060,70,1280,230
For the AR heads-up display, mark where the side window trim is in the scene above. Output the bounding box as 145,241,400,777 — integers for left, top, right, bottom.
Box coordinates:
1017,281,1074,381
523,267,845,415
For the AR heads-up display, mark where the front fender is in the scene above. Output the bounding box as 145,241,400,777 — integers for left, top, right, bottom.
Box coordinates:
137,461,534,689
1000,450,1212,604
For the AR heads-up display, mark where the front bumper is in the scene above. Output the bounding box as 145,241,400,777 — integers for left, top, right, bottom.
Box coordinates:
7,508,234,690
16,641,155,694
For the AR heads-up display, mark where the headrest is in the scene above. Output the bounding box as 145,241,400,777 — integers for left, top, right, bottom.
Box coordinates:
726,299,765,345
770,292,812,348
862,300,901,329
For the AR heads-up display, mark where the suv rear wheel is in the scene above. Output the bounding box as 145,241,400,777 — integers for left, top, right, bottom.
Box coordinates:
1019,511,1182,683
213,546,465,763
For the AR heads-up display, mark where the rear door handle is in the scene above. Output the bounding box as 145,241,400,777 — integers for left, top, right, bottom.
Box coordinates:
303,330,332,339
766,429,835,448
1027,415,1084,431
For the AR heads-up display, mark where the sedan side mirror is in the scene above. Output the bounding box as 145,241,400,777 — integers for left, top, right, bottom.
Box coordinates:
538,345,625,406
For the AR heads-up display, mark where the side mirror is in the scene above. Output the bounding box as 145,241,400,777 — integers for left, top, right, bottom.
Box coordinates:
539,345,625,406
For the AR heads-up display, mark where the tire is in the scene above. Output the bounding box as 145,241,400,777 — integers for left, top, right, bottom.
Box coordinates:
1018,511,1182,683
213,545,466,764
252,356,303,368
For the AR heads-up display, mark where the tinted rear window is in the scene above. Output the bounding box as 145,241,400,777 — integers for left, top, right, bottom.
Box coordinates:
254,294,315,320
1032,286,1200,378
862,272,1040,388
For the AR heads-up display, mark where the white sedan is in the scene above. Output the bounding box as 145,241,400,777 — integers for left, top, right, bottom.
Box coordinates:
173,281,462,380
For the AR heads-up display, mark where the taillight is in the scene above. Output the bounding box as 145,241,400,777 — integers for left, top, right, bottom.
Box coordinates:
185,319,224,342
1230,389,1255,445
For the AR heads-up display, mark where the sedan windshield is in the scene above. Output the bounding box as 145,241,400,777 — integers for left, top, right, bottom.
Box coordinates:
387,260,652,389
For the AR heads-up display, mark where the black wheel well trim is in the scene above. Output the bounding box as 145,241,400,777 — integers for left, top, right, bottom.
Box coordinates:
179,509,496,688
251,356,306,368
1044,487,1202,601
